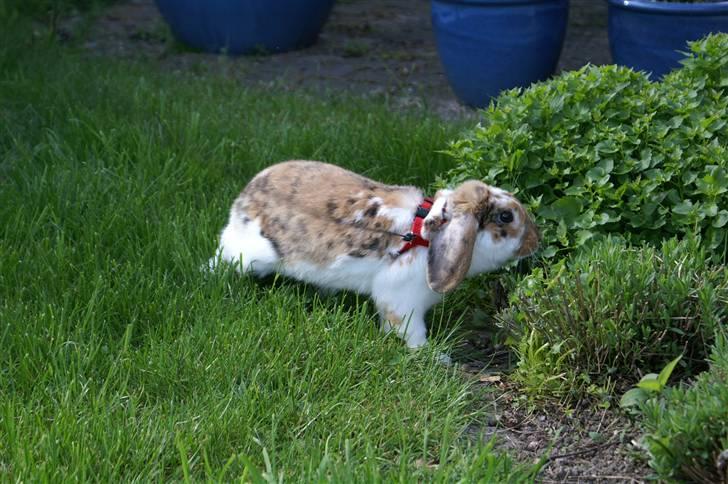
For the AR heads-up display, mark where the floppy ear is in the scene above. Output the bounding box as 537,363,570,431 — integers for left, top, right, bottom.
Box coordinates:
426,212,478,294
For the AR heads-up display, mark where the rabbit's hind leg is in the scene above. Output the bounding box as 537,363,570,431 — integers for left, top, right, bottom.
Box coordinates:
210,212,280,276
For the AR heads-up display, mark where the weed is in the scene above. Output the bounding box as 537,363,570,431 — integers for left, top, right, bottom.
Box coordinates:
500,237,727,401
342,40,370,58
620,355,682,411
638,332,728,483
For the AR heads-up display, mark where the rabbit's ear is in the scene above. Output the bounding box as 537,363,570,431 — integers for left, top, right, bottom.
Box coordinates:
426,212,478,294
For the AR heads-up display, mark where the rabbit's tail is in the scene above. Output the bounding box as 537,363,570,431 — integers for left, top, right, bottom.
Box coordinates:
210,211,280,276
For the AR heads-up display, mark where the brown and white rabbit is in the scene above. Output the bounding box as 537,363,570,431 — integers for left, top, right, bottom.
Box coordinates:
211,160,538,362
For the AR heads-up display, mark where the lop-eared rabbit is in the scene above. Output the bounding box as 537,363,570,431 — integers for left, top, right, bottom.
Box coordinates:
212,161,538,362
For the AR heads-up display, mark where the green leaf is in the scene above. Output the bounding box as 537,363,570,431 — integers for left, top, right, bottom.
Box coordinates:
702,203,718,218
696,165,728,196
575,230,594,246
636,373,662,392
620,388,649,408
712,210,728,228
564,184,586,196
586,166,606,182
667,115,682,128
657,355,683,388
595,140,619,154
597,158,614,174
541,197,584,223
541,245,557,258
672,200,694,215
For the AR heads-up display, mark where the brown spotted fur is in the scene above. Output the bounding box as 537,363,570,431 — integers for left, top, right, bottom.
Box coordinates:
232,161,422,265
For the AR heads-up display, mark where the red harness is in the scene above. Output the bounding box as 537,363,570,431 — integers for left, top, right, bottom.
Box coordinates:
398,197,434,255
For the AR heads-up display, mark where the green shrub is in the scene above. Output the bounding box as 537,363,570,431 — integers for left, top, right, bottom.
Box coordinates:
639,332,728,483
440,34,728,261
500,237,728,400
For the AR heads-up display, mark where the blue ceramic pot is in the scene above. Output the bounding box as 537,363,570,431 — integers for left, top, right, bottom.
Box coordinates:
608,0,728,78
431,0,569,107
155,0,335,55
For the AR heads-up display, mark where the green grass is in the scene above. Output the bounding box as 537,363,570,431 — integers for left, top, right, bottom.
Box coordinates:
0,17,537,481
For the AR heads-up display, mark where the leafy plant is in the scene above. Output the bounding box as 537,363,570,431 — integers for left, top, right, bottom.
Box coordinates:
511,330,576,404
638,333,728,483
499,237,728,401
440,34,728,261
620,355,682,410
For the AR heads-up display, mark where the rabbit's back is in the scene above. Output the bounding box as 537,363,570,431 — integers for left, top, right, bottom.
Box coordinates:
232,161,423,266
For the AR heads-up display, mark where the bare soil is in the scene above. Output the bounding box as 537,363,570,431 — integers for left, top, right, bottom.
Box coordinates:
463,371,651,483
63,1,652,480
66,0,612,119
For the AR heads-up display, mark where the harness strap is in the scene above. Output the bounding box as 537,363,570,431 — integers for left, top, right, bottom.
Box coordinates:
398,197,434,255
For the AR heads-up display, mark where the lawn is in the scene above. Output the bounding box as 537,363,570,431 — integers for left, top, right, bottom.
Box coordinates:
0,12,540,482
3,4,726,482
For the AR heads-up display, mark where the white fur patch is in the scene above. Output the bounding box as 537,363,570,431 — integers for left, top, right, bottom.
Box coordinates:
282,255,387,294
468,230,521,276
377,190,422,234
212,213,280,275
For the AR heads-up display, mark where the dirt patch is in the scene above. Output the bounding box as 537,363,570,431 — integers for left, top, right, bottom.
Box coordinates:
464,375,652,483
453,330,651,482
65,0,611,119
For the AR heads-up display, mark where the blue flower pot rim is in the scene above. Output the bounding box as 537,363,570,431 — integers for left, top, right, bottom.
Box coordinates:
606,0,728,16
433,0,565,6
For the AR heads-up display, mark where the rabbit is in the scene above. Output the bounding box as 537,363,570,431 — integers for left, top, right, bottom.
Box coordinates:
210,160,539,362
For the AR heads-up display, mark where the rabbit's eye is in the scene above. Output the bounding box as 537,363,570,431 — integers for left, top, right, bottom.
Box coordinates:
497,210,513,225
